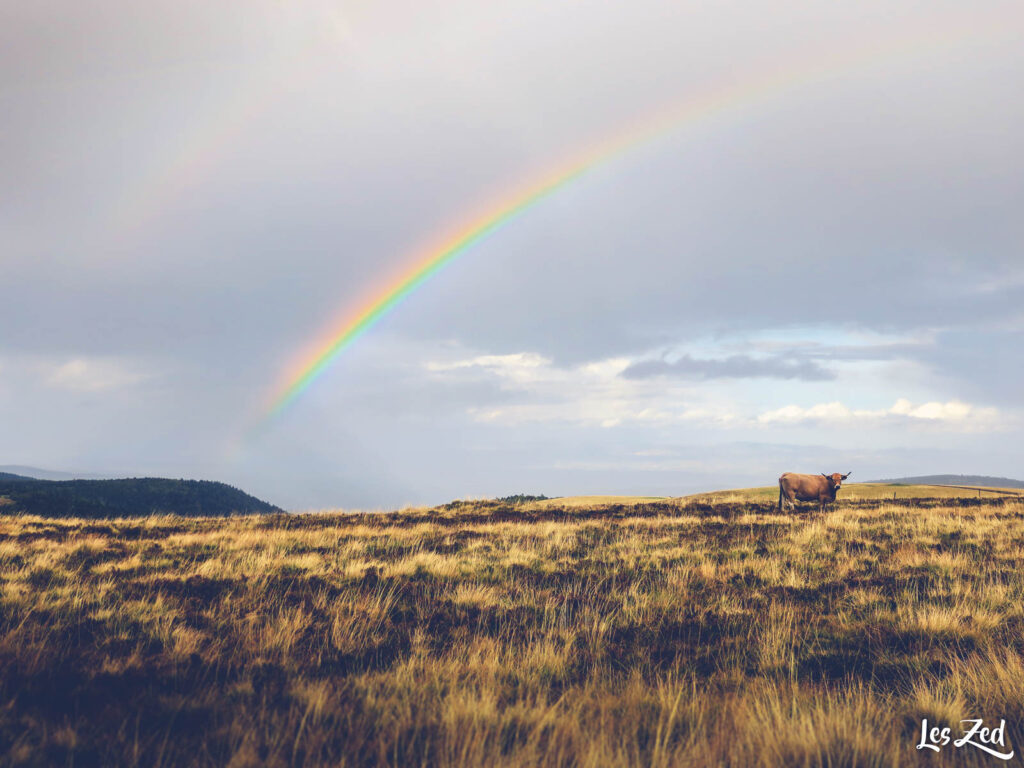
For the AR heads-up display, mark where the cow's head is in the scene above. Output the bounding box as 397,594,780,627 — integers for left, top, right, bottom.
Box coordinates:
821,471,851,489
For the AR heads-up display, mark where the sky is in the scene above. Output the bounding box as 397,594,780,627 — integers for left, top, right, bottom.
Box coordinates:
2,0,1023,510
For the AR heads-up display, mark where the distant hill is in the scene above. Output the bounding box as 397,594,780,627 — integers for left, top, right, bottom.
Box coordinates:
869,474,1024,489
0,464,112,481
0,477,281,518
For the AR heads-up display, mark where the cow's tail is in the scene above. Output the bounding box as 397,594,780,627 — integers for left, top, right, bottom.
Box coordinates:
777,479,783,512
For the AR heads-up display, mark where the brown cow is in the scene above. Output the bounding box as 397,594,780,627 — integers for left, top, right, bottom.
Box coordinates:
778,471,850,512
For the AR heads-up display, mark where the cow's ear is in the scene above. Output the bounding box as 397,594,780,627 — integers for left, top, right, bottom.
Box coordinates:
821,473,829,478
842,472,851,479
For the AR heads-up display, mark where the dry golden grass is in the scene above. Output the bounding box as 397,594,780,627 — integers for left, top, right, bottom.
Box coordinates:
1,494,1023,766
527,495,670,509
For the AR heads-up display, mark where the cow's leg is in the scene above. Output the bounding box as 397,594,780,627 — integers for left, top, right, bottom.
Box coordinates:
780,486,795,512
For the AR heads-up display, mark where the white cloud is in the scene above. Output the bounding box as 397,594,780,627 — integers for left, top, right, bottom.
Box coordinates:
758,398,999,428
467,401,738,428
46,357,150,392
425,353,549,383
758,402,857,423
888,398,976,420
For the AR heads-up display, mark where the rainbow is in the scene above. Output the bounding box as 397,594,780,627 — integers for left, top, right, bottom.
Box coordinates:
252,17,997,426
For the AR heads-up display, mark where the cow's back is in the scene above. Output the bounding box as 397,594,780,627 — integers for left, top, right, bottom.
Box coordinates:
779,472,815,490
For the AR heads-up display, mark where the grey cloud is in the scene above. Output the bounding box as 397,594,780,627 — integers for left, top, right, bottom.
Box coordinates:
622,355,836,381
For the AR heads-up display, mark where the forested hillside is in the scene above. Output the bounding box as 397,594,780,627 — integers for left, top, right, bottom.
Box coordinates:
0,477,280,517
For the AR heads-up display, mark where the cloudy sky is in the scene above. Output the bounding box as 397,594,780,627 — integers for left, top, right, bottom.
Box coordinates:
3,0,1022,509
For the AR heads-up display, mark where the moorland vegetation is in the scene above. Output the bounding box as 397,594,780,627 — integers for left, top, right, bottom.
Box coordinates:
1,487,1023,766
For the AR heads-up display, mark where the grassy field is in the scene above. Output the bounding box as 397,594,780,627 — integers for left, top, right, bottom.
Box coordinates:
2,489,1024,766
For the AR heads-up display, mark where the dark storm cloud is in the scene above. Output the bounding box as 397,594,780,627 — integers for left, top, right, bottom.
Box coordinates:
622,354,835,381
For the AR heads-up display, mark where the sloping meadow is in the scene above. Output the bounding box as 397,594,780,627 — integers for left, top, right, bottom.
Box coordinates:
1,497,1023,766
